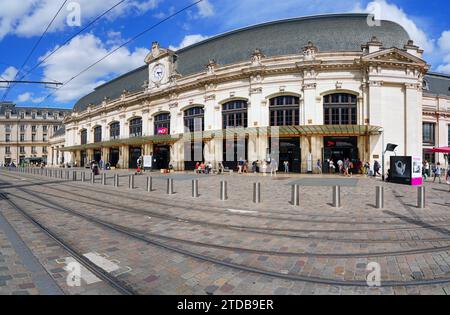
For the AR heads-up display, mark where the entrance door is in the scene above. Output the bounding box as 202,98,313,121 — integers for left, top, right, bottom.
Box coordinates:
80,151,87,167
4,158,11,165
153,145,170,170
94,150,102,163
222,139,248,170
323,137,359,171
184,141,205,171
109,148,120,167
129,147,142,169
270,138,301,173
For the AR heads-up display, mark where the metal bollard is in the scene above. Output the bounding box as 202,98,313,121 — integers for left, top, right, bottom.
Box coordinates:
376,186,384,209
72,171,77,181
291,184,300,206
166,178,174,195
91,173,95,184
192,179,199,198
146,177,153,192
114,174,119,187
82,172,86,183
332,186,341,208
65,171,70,180
220,181,228,201
102,173,107,185
417,186,426,209
59,170,63,179
253,182,261,204
45,169,48,177
129,174,135,189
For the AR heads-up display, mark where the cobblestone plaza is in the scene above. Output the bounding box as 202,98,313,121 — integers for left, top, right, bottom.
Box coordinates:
1,167,449,295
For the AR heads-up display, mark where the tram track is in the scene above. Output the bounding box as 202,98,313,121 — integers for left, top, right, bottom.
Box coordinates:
2,170,450,243
2,175,450,288
0,192,137,295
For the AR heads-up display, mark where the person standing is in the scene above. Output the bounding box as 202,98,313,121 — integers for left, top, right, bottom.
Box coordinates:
316,159,322,174
270,159,278,177
284,161,289,173
446,167,450,192
374,160,381,177
434,162,442,183
329,159,335,174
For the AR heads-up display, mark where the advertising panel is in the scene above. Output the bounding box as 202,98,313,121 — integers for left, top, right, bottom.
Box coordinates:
143,155,152,169
411,156,423,186
389,156,421,186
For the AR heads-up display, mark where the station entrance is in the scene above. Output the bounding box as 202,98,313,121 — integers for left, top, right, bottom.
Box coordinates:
270,137,301,173
184,141,205,171
153,145,170,170
109,148,120,167
80,151,87,167
323,137,359,170
129,147,142,169
222,139,248,170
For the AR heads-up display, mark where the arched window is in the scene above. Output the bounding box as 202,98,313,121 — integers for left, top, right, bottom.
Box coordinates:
323,93,357,125
154,113,170,135
422,80,429,91
184,107,204,132
222,100,248,129
269,96,300,126
129,118,142,137
80,129,87,145
110,122,120,140
93,126,102,143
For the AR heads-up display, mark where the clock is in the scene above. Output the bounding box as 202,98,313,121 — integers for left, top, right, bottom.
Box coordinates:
152,64,165,82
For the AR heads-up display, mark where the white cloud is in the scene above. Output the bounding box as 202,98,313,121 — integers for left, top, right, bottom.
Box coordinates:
169,34,209,51
0,66,18,88
17,92,45,103
39,33,149,102
438,31,450,52
0,0,163,41
197,0,214,18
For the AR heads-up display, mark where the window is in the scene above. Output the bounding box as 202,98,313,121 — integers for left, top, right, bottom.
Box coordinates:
269,96,300,126
5,134,10,142
32,134,36,142
20,112,25,119
20,146,25,154
53,125,58,132
222,100,248,129
184,107,204,132
43,134,48,142
54,113,58,120
42,112,47,120
31,125,37,132
31,146,37,154
154,114,170,135
80,129,87,145
5,147,10,154
110,122,120,140
20,134,25,142
31,112,36,119
423,123,436,146
43,125,48,132
324,93,357,125
130,118,143,137
43,147,48,154
423,80,429,91
5,125,11,132
20,125,25,132
94,126,102,143
5,112,10,119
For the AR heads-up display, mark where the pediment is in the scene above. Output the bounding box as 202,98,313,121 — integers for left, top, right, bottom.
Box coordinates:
362,48,426,66
144,42,174,64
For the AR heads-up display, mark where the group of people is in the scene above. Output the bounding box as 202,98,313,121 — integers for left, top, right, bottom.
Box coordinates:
195,162,214,174
423,161,450,191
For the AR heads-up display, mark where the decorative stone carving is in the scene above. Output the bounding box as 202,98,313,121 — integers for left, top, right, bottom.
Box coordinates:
249,87,262,95
303,41,318,61
206,59,218,75
169,103,178,109
204,94,216,101
250,74,263,84
251,48,265,66
335,81,343,89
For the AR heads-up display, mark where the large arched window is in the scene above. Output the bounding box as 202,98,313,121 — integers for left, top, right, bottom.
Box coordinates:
154,113,170,135
93,126,102,143
222,100,248,129
110,122,120,140
80,129,87,145
129,118,142,137
269,96,300,126
184,107,204,132
323,93,357,125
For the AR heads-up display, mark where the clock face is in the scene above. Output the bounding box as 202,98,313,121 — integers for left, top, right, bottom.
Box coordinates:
152,65,165,82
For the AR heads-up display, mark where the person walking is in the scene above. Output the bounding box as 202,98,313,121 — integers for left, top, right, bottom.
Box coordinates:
374,160,381,177
329,159,335,174
434,162,442,183
446,167,450,192
270,159,278,177
316,159,322,174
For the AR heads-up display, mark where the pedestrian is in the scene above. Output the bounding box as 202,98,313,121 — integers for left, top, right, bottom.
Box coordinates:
238,158,244,174
262,160,267,176
374,160,381,177
446,168,450,192
316,159,322,174
337,159,344,175
270,159,278,176
195,162,199,173
434,162,442,184
329,159,335,174
425,160,431,178
284,161,289,173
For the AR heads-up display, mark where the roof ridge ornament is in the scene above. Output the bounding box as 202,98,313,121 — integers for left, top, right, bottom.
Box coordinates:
303,41,318,61
206,59,218,75
251,48,265,66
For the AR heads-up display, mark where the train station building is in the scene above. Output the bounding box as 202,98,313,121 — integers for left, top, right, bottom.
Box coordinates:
59,14,450,172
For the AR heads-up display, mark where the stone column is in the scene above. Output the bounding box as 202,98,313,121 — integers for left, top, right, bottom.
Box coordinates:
405,83,422,158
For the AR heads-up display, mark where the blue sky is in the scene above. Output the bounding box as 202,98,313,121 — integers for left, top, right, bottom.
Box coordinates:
0,0,449,109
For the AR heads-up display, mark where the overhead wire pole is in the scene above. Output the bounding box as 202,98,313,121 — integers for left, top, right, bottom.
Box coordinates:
1,0,68,102
35,0,205,106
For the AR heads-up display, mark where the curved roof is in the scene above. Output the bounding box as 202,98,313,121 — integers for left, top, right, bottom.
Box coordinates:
424,72,450,97
73,13,410,113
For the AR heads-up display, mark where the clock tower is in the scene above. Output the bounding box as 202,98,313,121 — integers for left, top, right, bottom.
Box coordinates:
145,41,178,91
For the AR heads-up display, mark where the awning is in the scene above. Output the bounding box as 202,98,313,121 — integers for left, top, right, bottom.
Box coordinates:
61,125,382,151
425,147,450,153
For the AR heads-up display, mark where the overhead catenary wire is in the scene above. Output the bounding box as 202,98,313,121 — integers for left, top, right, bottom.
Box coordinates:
35,0,205,106
1,0,69,101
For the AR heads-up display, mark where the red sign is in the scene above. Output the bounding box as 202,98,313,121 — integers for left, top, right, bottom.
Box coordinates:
157,127,168,135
